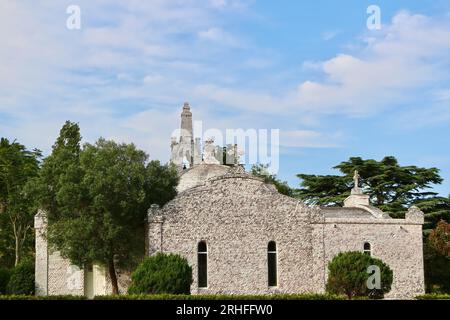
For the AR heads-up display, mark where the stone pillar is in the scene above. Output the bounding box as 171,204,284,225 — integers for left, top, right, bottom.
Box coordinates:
34,210,48,296
147,204,164,256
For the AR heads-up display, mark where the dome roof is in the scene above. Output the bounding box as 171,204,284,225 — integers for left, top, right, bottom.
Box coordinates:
177,164,235,193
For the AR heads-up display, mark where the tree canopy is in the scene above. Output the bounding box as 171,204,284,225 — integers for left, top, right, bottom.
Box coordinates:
251,163,293,196
326,251,393,299
128,253,192,295
31,121,179,294
424,220,450,293
296,156,449,230
0,138,41,267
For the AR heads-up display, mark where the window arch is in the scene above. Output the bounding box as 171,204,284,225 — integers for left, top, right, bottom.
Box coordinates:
363,242,371,256
198,241,208,288
267,241,277,287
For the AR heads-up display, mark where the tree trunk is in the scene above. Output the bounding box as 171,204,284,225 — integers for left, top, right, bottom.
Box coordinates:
108,258,119,295
14,234,20,266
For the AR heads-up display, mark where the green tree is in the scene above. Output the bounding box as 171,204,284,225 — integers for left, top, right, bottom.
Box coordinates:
0,267,10,294
428,220,449,257
145,160,179,207
424,220,450,293
0,138,41,266
6,259,35,295
326,251,393,299
128,253,192,295
296,156,447,227
413,196,450,233
27,121,83,228
251,164,293,196
32,122,179,294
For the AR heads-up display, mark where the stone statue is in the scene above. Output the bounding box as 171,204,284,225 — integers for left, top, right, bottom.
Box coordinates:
353,170,360,187
351,170,362,194
170,137,179,162
226,144,244,165
203,138,220,164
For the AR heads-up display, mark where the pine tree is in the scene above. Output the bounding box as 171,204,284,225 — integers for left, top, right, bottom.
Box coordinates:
296,156,448,231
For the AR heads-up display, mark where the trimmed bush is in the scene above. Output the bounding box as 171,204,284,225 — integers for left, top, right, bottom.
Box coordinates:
326,251,393,299
128,253,193,295
0,294,345,300
6,260,35,295
0,268,11,294
0,295,87,300
416,293,450,300
95,293,346,300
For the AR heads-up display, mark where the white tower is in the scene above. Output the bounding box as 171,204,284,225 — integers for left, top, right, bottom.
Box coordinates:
170,102,202,169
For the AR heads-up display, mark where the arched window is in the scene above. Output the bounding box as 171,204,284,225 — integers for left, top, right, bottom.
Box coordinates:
267,241,277,287
363,242,371,256
198,241,208,288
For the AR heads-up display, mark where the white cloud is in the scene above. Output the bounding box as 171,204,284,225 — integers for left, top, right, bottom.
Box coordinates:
296,11,450,116
321,29,341,41
143,74,165,85
197,27,244,47
280,130,342,148
1,4,449,164
193,84,296,114
190,11,450,121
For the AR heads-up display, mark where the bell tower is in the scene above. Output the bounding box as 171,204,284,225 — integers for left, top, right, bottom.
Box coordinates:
180,102,193,143
170,102,202,169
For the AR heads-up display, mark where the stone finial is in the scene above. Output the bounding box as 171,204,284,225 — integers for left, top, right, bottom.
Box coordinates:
183,102,190,110
34,209,48,229
171,136,178,147
405,206,424,224
203,137,220,164
344,170,371,207
351,170,362,195
147,204,164,223
148,204,160,216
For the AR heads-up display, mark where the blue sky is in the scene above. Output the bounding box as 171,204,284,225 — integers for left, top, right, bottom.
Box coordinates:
0,0,449,195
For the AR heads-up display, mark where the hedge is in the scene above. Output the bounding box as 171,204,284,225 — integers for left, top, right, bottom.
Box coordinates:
0,294,345,300
326,251,393,299
6,260,35,295
0,268,10,295
128,253,193,295
0,295,87,300
94,293,347,300
4,293,450,300
415,294,450,300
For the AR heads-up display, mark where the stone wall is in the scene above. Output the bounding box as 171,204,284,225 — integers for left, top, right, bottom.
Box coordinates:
34,211,84,296
34,210,130,296
311,217,425,299
148,168,425,299
36,166,425,299
149,173,320,294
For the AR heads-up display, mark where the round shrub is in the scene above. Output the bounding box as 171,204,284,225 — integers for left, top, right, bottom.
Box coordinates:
0,268,11,294
128,253,193,295
326,251,393,299
7,260,35,295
